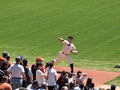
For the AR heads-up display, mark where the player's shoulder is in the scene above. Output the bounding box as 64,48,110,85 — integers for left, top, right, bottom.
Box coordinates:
64,40,69,43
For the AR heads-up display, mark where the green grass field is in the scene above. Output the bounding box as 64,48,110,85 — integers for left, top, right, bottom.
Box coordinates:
0,0,120,86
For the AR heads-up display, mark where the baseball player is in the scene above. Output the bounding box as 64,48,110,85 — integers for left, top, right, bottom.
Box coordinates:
53,36,77,73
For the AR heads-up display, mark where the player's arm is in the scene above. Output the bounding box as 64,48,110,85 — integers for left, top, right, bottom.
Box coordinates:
71,50,77,54
71,45,77,54
57,37,64,42
22,72,26,80
82,73,87,76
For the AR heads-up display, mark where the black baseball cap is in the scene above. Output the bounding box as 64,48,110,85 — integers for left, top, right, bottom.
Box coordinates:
36,62,43,67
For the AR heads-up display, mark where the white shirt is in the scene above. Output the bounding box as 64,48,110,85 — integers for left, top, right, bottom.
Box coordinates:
36,69,45,86
61,40,76,54
75,75,86,85
7,63,25,78
28,69,33,77
46,68,57,86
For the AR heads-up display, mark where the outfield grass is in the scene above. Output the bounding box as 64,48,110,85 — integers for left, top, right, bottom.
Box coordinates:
105,76,120,87
0,0,120,85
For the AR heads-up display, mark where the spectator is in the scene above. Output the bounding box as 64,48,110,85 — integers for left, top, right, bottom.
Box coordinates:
18,55,23,65
74,86,80,90
46,62,57,90
36,62,46,87
69,81,75,90
27,80,40,90
0,60,9,76
66,72,73,84
57,70,68,90
31,56,44,81
22,58,33,86
74,70,87,87
7,56,26,90
61,86,69,90
2,51,12,67
0,74,12,90
86,77,92,89
89,82,95,90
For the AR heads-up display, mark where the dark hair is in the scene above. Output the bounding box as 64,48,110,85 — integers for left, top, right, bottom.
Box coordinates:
23,58,28,66
89,82,94,88
2,75,9,83
69,81,75,89
2,51,8,58
77,70,82,75
36,62,43,68
45,61,54,69
68,73,73,78
68,36,73,39
32,80,39,85
111,85,116,90
15,56,21,62
2,51,10,60
61,70,66,76
48,62,54,68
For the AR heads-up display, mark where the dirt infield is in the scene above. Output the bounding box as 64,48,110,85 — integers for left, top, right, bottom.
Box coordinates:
54,66,120,87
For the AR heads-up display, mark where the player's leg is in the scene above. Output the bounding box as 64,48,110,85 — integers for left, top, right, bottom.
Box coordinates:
65,56,74,73
54,52,65,63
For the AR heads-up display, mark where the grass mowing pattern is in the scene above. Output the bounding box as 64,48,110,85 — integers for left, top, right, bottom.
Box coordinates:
105,76,120,87
0,0,120,69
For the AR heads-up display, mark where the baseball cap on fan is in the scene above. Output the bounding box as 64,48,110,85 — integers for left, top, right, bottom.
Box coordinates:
36,56,44,62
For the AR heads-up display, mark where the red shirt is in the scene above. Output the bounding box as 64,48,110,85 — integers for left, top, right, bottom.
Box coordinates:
0,83,12,90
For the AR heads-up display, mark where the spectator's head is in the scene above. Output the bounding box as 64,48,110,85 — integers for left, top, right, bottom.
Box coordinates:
2,51,9,60
74,86,80,90
77,70,82,77
61,86,68,90
32,80,39,89
18,55,23,60
69,81,75,89
41,82,48,89
15,56,21,64
2,75,9,83
111,85,116,90
48,62,54,68
36,62,43,69
68,72,73,78
61,70,66,77
18,55,23,65
36,56,43,63
80,83,84,89
23,58,28,66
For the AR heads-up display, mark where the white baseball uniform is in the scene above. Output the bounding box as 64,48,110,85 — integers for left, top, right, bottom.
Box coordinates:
54,39,77,64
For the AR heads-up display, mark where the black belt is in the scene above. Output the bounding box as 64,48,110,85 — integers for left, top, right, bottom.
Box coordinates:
62,52,68,55
12,77,23,79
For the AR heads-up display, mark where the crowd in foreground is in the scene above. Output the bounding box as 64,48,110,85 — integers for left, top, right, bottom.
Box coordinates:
0,51,116,90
